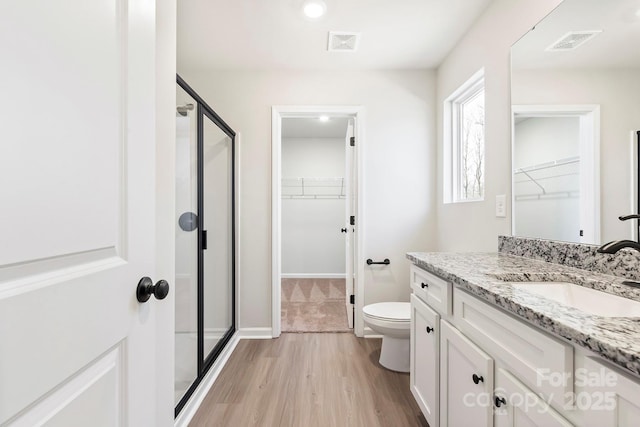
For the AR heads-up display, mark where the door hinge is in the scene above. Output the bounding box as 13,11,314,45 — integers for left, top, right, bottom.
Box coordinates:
350,136,355,146
202,230,208,250
350,294,355,304
350,216,355,226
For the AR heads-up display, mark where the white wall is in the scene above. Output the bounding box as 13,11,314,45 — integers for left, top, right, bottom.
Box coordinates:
178,70,436,328
512,69,640,242
281,137,345,276
435,0,563,251
513,117,580,242
514,117,579,167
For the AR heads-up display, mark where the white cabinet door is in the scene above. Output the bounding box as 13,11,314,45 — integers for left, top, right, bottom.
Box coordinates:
494,368,573,427
0,1,170,425
579,357,640,427
411,294,440,427
440,320,494,427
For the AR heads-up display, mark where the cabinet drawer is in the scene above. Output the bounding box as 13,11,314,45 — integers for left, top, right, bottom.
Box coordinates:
454,288,573,410
410,265,452,316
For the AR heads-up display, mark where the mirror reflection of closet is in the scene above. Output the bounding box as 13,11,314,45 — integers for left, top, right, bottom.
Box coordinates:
510,0,640,244
514,116,580,242
512,105,600,244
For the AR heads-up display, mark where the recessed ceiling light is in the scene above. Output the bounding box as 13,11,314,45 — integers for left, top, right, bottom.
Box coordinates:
303,0,326,19
319,115,330,122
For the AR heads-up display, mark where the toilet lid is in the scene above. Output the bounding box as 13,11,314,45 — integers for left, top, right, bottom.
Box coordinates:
363,302,410,322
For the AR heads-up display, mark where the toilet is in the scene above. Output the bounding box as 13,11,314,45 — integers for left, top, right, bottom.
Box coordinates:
362,302,411,373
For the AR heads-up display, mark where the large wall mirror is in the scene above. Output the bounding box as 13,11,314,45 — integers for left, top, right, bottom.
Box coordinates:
511,0,640,244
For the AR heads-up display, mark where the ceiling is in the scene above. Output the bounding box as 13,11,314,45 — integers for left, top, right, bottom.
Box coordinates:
282,117,349,138
512,0,640,70
177,0,494,71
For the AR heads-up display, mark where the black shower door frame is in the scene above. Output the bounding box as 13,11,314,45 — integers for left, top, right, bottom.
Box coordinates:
175,74,237,417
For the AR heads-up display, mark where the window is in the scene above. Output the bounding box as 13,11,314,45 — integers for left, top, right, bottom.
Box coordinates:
445,70,485,203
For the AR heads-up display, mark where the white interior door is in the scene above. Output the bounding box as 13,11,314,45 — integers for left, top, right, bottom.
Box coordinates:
344,120,356,329
0,1,169,425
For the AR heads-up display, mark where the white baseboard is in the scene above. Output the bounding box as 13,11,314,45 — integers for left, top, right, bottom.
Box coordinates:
281,273,346,279
237,327,274,339
174,332,241,427
364,327,382,338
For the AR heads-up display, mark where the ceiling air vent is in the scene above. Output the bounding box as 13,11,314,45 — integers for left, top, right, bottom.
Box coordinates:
545,30,602,51
327,31,360,52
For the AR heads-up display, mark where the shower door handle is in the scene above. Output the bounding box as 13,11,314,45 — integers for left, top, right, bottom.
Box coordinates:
202,230,208,250
136,277,170,303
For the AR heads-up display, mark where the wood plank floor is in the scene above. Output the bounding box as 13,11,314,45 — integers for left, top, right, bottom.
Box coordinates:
189,333,428,427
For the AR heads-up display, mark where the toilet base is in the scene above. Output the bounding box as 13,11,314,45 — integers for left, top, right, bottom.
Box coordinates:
379,336,410,373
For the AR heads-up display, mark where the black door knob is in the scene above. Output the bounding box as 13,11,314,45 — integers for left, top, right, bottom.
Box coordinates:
495,396,506,408
472,374,484,384
421,282,428,289
137,277,170,303
341,228,348,233
426,326,434,333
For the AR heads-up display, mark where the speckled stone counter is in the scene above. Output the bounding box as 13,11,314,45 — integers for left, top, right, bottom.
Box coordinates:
499,235,640,281
406,251,640,377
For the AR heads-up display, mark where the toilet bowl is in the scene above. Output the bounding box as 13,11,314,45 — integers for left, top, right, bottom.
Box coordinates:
362,302,411,373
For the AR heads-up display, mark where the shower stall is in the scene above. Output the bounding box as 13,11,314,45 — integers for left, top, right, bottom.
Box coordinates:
174,76,236,416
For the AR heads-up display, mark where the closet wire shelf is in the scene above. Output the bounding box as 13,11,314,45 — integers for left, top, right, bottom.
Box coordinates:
513,156,580,201
282,177,345,199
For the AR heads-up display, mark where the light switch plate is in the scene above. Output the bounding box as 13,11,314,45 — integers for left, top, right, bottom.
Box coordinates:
495,194,506,217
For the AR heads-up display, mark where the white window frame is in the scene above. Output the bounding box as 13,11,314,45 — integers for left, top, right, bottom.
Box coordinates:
444,69,485,204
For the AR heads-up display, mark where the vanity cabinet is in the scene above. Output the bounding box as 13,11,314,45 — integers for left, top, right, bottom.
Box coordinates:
440,319,494,427
410,294,440,426
409,254,640,427
409,263,573,427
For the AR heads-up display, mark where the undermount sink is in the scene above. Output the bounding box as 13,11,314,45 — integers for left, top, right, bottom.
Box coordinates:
510,282,640,317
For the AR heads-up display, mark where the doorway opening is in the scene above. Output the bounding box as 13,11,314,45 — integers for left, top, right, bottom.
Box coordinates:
280,117,350,332
272,106,365,337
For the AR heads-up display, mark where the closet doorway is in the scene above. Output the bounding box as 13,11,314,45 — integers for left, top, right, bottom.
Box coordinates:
272,106,364,337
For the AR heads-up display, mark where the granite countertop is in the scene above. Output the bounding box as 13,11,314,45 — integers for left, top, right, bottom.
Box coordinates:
406,251,640,377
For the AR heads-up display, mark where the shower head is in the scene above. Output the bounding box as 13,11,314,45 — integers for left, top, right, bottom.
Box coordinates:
177,103,194,116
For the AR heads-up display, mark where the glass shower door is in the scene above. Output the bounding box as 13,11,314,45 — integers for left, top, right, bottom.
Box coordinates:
174,76,236,417
201,111,234,361
175,85,198,406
